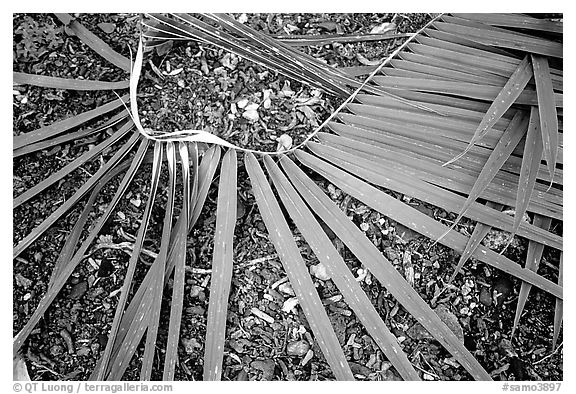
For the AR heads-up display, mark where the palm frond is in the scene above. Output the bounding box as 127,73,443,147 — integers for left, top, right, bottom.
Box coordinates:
246,152,355,380
281,155,492,380
531,54,559,179
13,110,129,158
449,201,504,283
54,13,132,72
92,142,163,380
14,137,150,354
264,155,419,380
14,12,562,381
553,253,563,349
13,72,129,90
512,214,552,337
294,150,561,298
203,149,237,380
163,143,191,380
140,142,177,380
13,94,129,150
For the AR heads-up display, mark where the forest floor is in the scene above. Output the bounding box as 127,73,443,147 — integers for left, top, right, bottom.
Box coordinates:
13,13,562,381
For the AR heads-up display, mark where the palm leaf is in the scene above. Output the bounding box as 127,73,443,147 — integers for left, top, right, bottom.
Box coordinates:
92,142,163,380
531,54,559,179
264,155,419,380
141,142,177,380
449,201,504,283
246,152,355,380
553,253,563,349
512,214,552,337
54,13,132,72
294,150,561,298
14,137,150,354
281,155,492,380
14,13,562,381
163,143,191,380
13,94,129,150
13,71,129,90
203,149,237,380
514,107,545,232
13,110,128,158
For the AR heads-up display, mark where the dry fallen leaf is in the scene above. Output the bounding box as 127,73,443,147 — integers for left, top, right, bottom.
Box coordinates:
97,22,116,34
282,297,299,313
13,353,31,381
221,53,239,70
370,22,396,34
276,134,293,152
237,98,249,109
357,53,382,66
242,109,260,122
263,89,273,109
281,81,294,97
237,13,248,24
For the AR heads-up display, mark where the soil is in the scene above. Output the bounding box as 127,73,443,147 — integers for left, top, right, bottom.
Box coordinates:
13,13,562,381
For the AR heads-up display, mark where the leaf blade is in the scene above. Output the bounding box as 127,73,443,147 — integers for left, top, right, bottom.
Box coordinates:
531,54,559,179
13,94,129,150
141,142,177,380
282,153,492,380
245,152,354,381
13,72,129,90
265,155,419,380
203,149,237,381
512,214,552,337
445,55,533,165
514,107,545,232
453,111,528,224
553,253,563,349
294,149,561,299
163,142,191,380
14,138,150,355
93,142,163,380
55,14,132,71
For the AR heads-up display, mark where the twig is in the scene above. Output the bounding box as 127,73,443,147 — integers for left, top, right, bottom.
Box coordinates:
184,266,212,275
29,360,63,378
236,254,278,268
91,242,158,260
534,342,563,365
411,361,440,380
